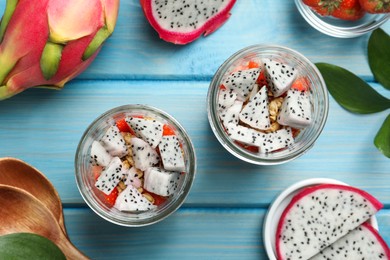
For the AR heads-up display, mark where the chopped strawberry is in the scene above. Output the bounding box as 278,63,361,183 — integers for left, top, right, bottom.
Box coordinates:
163,124,176,136
291,128,301,138
219,84,227,90
234,141,259,153
257,71,267,86
149,192,167,206
116,118,132,133
359,0,390,13
92,165,103,181
104,188,119,207
248,61,260,69
291,77,310,91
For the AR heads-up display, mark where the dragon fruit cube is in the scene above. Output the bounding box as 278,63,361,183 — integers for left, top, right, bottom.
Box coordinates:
130,137,160,171
223,68,261,101
218,88,238,111
100,125,128,158
125,117,163,148
114,185,156,212
144,167,181,196
159,136,185,172
227,124,267,147
90,140,112,167
95,157,125,195
259,128,294,154
263,58,297,97
277,89,312,129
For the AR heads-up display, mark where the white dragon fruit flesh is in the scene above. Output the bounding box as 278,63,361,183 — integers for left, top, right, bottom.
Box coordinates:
263,58,297,97
90,140,112,167
114,184,156,212
219,100,243,134
130,137,160,171
223,68,260,101
144,167,181,197
276,184,384,260
140,0,237,44
239,85,270,130
278,89,312,129
123,167,142,189
95,157,124,195
228,124,267,147
100,125,128,158
248,83,260,100
159,136,186,172
311,222,390,260
218,88,238,111
259,128,294,153
125,117,163,148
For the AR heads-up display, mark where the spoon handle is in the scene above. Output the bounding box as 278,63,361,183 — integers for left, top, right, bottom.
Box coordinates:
58,235,90,260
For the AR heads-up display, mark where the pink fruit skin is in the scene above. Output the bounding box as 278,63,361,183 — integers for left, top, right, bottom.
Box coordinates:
140,0,237,44
0,0,119,99
361,222,390,259
275,184,384,260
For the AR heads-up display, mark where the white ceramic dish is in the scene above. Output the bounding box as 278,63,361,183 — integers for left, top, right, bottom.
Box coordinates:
263,178,379,260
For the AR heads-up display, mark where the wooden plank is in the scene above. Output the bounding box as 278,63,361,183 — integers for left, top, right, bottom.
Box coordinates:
0,80,389,206
0,1,388,81
63,207,390,259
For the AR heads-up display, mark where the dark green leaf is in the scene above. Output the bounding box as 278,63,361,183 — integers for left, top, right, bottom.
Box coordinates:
316,63,390,114
0,233,66,259
374,114,390,158
368,28,390,90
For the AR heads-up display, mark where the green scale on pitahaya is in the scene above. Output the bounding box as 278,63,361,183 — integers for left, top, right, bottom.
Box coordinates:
100,125,128,158
0,0,119,99
123,167,142,189
276,184,384,260
260,128,294,153
125,117,163,148
95,157,124,195
144,167,181,197
90,140,112,167
218,88,238,111
223,68,260,101
311,222,390,260
239,85,270,130
263,58,297,97
140,0,237,44
228,124,267,147
114,184,156,212
159,135,186,172
278,89,312,129
130,137,160,171
219,100,243,134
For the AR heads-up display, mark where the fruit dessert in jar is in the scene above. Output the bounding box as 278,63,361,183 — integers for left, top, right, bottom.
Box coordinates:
208,45,328,165
75,105,196,226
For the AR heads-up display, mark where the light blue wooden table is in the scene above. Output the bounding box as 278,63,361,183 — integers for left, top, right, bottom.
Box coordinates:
0,1,389,259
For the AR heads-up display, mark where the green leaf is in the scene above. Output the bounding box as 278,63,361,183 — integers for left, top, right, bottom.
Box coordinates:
316,63,390,114
0,233,66,259
368,28,390,90
374,114,390,158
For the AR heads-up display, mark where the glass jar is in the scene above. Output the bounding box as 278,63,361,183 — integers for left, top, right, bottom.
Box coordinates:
295,0,390,38
75,104,196,226
207,45,329,165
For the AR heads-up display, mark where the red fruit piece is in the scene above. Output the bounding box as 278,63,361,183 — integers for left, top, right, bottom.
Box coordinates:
257,71,267,86
291,77,310,91
332,0,365,20
116,118,132,132
359,0,390,13
234,141,259,153
92,165,103,181
145,190,167,206
163,124,176,136
104,188,119,207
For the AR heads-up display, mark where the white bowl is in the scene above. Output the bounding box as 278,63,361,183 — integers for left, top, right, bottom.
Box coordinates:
263,178,379,260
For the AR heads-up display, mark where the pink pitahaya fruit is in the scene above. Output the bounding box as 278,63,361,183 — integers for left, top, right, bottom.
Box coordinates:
130,137,160,171
218,88,238,111
95,157,124,195
311,222,390,260
101,125,128,158
125,117,163,148
144,167,181,196
259,128,294,153
276,184,384,260
228,124,267,147
223,68,261,101
263,58,297,97
277,89,312,129
114,184,156,212
140,0,237,44
159,135,185,172
90,140,112,167
0,0,119,100
239,86,271,130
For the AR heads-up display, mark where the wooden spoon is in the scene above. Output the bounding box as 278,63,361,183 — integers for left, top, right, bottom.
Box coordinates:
0,185,88,260
0,157,67,235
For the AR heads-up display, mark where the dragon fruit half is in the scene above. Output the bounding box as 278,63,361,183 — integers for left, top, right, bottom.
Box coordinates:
0,0,119,100
311,222,390,260
276,184,383,260
140,0,237,44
